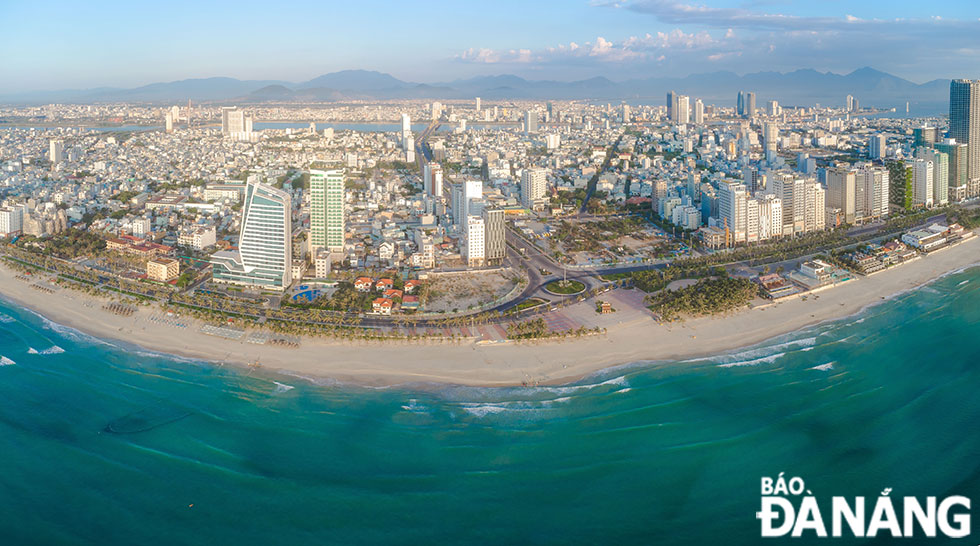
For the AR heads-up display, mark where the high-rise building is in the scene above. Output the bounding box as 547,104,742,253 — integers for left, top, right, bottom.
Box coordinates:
454,180,483,227
935,139,969,200
846,95,854,112
913,126,939,148
401,113,412,149
770,173,806,235
856,166,890,222
524,111,538,134
465,216,485,267
211,179,292,290
767,100,779,117
763,122,779,162
481,208,506,265
915,147,949,206
910,159,935,208
221,107,253,141
950,79,980,188
666,91,678,120
869,134,887,159
825,168,857,224
0,205,24,235
622,103,631,124
475,97,481,112
431,101,443,120
693,99,704,124
675,96,689,124
737,91,755,118
521,168,548,209
49,140,64,164
757,195,783,241
310,168,346,252
165,111,174,133
719,182,748,243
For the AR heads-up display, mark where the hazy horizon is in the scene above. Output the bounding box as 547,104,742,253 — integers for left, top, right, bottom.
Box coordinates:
2,0,979,94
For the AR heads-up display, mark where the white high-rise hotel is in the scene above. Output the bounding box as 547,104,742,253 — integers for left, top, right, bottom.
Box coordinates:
210,179,292,290
521,168,547,209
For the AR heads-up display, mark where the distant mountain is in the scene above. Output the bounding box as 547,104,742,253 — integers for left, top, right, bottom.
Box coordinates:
0,68,952,112
297,70,410,91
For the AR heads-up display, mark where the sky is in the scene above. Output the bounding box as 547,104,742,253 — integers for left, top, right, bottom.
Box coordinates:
2,0,979,92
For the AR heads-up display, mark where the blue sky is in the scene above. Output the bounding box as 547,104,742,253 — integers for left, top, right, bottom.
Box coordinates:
2,0,979,92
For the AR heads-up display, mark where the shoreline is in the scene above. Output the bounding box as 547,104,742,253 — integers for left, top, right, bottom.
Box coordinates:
1,234,979,388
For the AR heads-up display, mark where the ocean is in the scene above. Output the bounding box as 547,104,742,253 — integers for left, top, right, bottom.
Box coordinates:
1,267,979,545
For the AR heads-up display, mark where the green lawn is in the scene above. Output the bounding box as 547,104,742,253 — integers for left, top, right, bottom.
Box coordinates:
545,280,586,294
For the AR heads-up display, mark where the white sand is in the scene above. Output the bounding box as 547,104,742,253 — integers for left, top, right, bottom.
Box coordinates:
1,234,978,387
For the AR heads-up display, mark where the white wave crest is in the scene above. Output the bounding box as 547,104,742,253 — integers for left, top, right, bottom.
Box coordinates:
0,313,15,323
809,362,835,371
0,356,14,366
33,346,64,355
697,337,815,366
717,352,785,368
959,280,970,286
273,381,295,393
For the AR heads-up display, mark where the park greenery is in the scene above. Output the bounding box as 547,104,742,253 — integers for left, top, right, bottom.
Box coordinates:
545,279,585,294
646,277,759,321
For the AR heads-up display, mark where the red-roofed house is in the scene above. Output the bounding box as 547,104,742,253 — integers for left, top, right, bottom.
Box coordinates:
383,289,403,300
372,297,393,315
403,280,422,294
375,278,394,291
354,277,374,292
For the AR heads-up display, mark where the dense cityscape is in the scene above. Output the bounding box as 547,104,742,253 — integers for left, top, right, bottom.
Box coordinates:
0,80,978,348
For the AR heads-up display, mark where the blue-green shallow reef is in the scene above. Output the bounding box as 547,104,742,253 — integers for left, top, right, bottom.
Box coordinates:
0,268,979,545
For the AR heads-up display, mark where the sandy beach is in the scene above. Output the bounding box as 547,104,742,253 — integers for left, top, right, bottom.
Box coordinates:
1,234,978,387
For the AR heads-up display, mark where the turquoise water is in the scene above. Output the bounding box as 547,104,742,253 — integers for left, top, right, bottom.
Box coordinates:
1,268,979,545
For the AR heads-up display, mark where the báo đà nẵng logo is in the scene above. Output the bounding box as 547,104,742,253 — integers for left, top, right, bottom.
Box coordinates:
757,474,971,538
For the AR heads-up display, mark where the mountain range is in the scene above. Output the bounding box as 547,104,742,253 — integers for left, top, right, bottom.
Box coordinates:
1,68,952,112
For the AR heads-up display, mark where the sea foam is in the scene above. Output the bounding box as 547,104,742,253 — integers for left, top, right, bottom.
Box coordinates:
0,356,14,366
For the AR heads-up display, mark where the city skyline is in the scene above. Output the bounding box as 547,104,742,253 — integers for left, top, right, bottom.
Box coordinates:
2,0,980,94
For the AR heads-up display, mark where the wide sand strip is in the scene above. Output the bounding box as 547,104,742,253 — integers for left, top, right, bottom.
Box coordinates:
1,234,978,387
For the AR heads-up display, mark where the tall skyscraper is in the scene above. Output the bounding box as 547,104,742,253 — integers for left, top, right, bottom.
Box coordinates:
622,103,631,124
524,111,538,134
675,96,689,124
521,168,548,209
693,99,704,124
826,168,857,224
857,166,890,222
869,134,887,159
666,91,677,120
719,182,748,243
915,147,950,206
911,159,935,208
763,122,779,162
950,79,980,192
401,113,412,149
165,111,174,133
846,95,854,112
935,139,969,200
310,168,346,252
49,140,64,164
465,216,485,267
454,180,483,227
737,91,756,119
211,179,292,290
913,126,938,148
481,208,506,265
475,97,481,112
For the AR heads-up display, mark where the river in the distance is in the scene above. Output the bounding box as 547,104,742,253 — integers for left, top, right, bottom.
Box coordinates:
0,267,979,545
